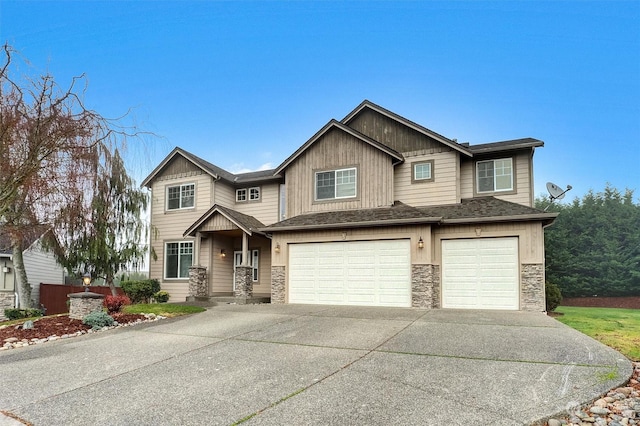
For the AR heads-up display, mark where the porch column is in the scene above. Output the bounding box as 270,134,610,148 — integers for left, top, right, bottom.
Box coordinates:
188,266,208,299
194,232,202,266
241,232,249,266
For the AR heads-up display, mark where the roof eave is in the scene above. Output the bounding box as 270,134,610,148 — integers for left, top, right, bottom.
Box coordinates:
141,148,220,188
261,216,442,233
441,212,559,225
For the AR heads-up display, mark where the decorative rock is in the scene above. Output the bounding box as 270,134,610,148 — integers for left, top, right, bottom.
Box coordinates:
3,337,18,343
548,419,563,426
589,406,610,415
22,320,34,329
594,398,608,407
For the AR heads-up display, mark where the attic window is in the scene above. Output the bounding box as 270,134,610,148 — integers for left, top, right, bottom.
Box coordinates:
167,183,195,210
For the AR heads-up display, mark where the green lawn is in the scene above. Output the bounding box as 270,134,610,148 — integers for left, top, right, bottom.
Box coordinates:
555,306,640,361
123,303,206,317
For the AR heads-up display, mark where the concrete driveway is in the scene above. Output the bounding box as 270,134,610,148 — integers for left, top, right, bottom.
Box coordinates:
0,304,632,426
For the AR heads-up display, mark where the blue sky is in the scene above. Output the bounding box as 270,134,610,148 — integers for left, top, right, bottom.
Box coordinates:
1,1,639,201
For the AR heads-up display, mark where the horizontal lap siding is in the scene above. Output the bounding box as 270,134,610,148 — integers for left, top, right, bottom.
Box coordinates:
394,150,459,206
234,182,280,226
285,128,394,218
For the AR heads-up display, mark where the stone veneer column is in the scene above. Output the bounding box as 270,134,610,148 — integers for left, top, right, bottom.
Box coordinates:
411,265,433,308
0,292,15,321
68,292,105,320
431,265,441,309
521,263,545,312
271,266,285,304
188,266,208,298
234,265,253,303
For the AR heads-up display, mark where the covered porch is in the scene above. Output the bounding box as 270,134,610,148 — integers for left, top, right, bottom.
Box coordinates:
184,205,272,304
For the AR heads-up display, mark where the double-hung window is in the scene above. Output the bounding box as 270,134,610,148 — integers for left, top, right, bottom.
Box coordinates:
165,241,193,279
315,167,357,200
167,183,195,210
476,158,513,193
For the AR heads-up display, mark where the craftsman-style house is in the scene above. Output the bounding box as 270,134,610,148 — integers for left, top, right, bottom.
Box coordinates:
142,101,556,311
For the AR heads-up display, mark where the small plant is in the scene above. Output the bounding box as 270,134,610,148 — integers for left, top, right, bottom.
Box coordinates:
4,308,43,320
82,311,115,330
104,295,131,313
121,279,161,304
545,281,563,312
154,291,170,303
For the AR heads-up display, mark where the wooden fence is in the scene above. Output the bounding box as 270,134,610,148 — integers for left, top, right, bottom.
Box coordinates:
39,283,124,315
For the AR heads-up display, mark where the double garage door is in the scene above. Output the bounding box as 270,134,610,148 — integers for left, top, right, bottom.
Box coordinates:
288,237,520,310
441,237,520,310
288,240,411,307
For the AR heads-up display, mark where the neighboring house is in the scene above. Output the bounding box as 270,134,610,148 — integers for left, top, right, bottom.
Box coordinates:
0,227,65,318
142,100,557,311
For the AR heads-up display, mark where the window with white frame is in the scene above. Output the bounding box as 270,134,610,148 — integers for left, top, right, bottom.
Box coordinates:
315,167,357,200
476,158,513,193
167,183,195,210
165,241,193,279
236,187,260,202
412,160,434,182
252,249,259,281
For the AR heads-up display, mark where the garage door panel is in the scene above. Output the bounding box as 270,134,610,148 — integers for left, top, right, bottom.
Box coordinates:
442,238,519,310
289,240,411,307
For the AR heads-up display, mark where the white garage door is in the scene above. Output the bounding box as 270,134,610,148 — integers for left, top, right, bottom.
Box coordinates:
442,237,519,310
288,240,411,307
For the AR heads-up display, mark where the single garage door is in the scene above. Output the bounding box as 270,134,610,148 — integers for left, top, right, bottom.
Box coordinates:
288,240,411,307
442,237,519,310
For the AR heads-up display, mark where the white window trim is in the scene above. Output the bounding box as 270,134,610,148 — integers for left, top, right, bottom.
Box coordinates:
166,183,195,211
249,187,261,201
164,241,193,280
234,249,259,282
314,167,357,201
476,158,514,193
236,188,247,202
236,186,261,202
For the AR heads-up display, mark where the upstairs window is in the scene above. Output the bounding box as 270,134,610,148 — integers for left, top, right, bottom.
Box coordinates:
477,158,513,193
315,167,357,200
167,183,195,210
236,187,260,202
412,160,434,183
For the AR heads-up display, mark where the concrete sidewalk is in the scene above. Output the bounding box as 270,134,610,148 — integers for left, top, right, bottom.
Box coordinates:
0,305,632,425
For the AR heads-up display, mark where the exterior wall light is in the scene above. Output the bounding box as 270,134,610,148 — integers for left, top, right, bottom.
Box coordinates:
275,243,281,254
418,237,424,249
220,249,226,258
82,272,91,292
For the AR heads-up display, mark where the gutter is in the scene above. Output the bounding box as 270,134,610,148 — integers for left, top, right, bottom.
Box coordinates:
260,216,442,233
442,213,559,224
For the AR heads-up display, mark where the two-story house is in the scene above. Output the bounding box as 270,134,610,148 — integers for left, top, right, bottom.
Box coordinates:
142,100,557,311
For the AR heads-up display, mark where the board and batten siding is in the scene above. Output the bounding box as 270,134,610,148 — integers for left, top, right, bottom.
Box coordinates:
285,127,395,217
347,108,444,153
394,149,460,206
234,182,280,226
460,151,533,206
433,221,545,265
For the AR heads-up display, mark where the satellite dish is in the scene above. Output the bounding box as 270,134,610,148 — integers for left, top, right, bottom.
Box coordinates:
547,182,567,200
544,182,572,210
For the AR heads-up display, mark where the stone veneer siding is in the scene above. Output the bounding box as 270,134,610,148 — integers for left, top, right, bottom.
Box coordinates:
188,266,208,298
521,263,545,312
271,266,285,304
234,266,253,302
0,292,15,321
68,292,105,320
410,264,441,308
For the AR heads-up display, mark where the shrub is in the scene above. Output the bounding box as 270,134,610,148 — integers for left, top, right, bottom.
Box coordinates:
154,291,170,303
4,308,44,320
545,282,563,312
120,279,161,304
82,311,115,329
104,295,131,313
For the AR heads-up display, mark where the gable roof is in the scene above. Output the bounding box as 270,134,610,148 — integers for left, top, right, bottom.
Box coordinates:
274,119,404,175
341,100,473,157
0,225,53,257
261,197,556,232
142,147,281,188
184,204,266,237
